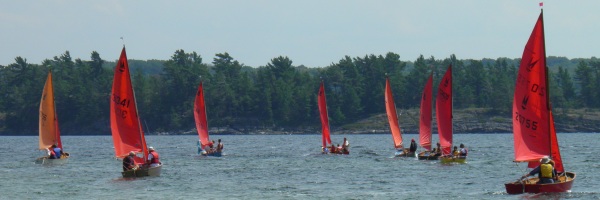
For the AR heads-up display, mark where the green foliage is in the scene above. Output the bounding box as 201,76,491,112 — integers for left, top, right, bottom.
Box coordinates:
1,50,599,135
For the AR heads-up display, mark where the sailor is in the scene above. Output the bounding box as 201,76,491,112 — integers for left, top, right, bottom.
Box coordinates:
147,146,161,167
48,144,62,159
123,151,137,171
459,143,468,158
521,156,556,184
343,137,349,148
216,139,224,153
409,139,417,153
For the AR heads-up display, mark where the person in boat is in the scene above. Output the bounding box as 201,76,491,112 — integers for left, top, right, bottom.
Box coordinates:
146,146,161,167
47,144,62,159
459,143,467,158
216,139,224,153
336,144,342,154
521,156,557,184
452,146,460,157
123,151,138,171
343,137,349,148
329,144,337,154
433,143,442,156
409,139,417,153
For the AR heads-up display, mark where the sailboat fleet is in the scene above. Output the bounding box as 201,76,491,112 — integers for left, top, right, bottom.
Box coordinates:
28,6,578,194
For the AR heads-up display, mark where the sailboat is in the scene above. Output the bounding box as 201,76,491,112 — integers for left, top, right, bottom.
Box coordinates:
318,80,348,155
36,71,69,165
417,74,437,160
110,47,162,177
436,65,465,164
384,75,413,157
504,9,575,194
194,80,221,157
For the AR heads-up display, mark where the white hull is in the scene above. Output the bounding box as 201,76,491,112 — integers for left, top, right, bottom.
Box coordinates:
35,156,69,165
147,164,162,176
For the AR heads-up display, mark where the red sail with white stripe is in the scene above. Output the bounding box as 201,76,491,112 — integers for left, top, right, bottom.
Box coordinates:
385,77,403,149
436,65,452,155
419,74,433,151
318,81,332,149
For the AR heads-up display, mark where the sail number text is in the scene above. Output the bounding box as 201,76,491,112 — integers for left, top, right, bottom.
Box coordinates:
516,75,546,96
112,94,131,119
514,111,538,130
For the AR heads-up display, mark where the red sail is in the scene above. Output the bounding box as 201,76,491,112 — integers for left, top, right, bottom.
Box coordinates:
194,81,211,148
512,12,551,163
385,77,403,149
419,74,433,151
110,47,148,164
318,82,332,148
549,111,564,172
436,65,452,155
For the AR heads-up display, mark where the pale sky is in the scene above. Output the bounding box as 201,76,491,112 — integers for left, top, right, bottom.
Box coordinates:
1,1,598,67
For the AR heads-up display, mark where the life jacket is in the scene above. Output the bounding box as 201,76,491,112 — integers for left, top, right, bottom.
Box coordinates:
460,148,468,156
540,163,554,178
49,149,57,159
149,151,160,164
53,147,62,158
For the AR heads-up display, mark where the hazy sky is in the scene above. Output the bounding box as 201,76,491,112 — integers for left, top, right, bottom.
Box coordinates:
1,1,598,67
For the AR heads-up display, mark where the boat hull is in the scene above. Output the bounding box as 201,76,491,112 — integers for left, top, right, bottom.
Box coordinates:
505,172,576,194
201,152,222,157
395,150,416,158
122,164,162,178
439,156,466,164
417,151,439,160
35,155,69,165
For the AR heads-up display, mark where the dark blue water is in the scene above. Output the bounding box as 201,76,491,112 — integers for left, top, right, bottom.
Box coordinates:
1,133,599,199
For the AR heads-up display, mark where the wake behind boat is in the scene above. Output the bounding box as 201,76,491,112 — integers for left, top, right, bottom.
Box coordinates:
36,71,69,165
504,9,575,194
110,47,162,178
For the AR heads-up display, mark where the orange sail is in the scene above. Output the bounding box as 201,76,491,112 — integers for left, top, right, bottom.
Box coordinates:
419,74,433,151
39,71,62,150
194,81,211,148
384,77,403,149
318,81,332,148
512,12,551,163
110,47,147,164
436,65,452,155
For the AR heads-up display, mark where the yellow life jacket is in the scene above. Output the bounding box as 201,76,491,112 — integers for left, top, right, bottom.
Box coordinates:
540,163,553,178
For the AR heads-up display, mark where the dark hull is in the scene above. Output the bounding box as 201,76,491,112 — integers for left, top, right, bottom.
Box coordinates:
122,164,162,178
505,172,575,194
395,149,416,158
417,151,439,160
203,152,222,157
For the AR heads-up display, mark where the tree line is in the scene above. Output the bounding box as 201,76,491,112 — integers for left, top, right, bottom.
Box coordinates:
0,50,598,135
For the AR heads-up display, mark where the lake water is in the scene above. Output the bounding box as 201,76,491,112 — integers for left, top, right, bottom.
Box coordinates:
1,133,599,199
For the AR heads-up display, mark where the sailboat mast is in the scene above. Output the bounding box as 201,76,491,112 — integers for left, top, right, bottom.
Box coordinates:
125,46,147,162
539,9,553,158
49,71,62,150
